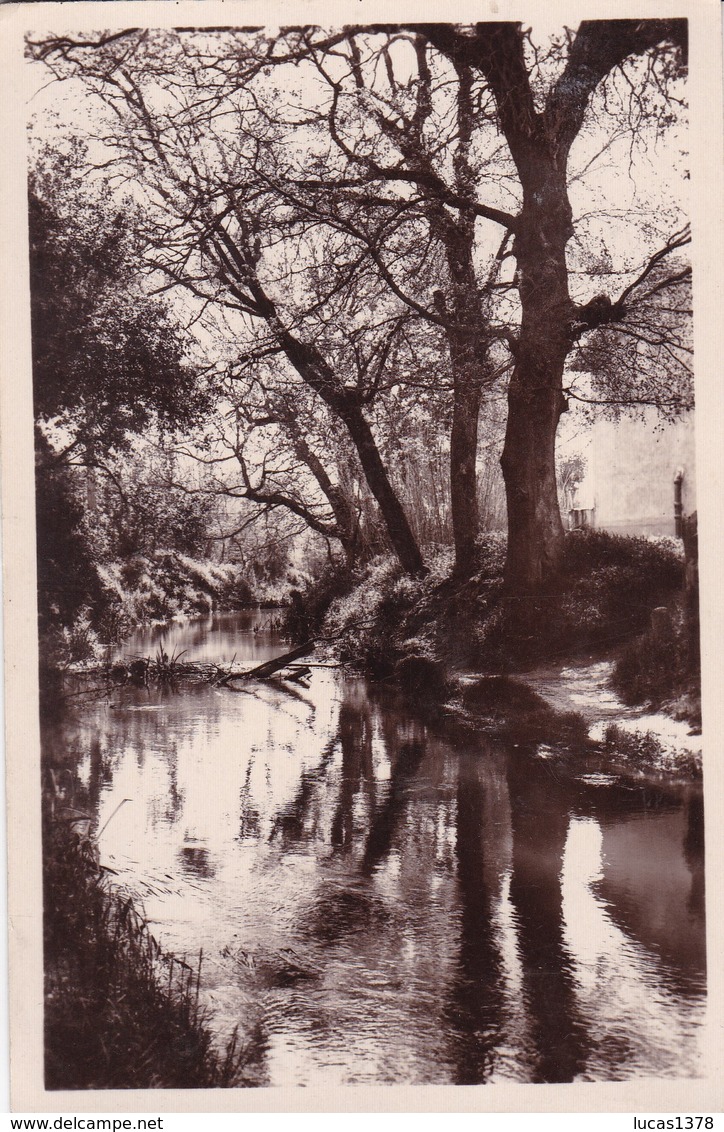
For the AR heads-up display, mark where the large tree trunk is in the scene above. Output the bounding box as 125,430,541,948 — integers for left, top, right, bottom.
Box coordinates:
501,380,565,593
449,353,484,578
500,167,572,593
417,20,688,595
436,65,492,580
435,211,492,579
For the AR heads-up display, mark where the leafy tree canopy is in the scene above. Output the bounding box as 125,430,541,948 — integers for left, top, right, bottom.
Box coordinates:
29,145,213,462
27,23,692,588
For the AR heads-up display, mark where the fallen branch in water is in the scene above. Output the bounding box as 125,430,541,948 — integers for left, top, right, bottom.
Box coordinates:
286,665,312,683
58,617,374,692
217,640,316,685
217,617,378,686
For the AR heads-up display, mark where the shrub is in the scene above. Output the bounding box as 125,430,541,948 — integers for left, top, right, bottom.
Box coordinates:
602,722,702,778
611,604,700,724
324,557,421,676
474,531,686,668
460,676,588,744
296,529,689,685
95,553,254,642
472,531,507,580
35,442,106,639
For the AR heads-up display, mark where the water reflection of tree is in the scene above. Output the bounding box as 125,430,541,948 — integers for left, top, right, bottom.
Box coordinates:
238,757,261,840
178,844,215,879
590,785,706,996
361,739,426,874
84,737,104,813
443,752,507,1084
329,692,376,852
267,684,431,867
42,723,114,821
356,696,435,870
506,749,592,1083
267,731,340,846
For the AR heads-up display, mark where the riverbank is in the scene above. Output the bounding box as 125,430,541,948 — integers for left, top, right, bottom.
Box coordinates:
521,653,702,778
40,544,291,676
43,803,252,1089
292,530,701,780
378,658,700,792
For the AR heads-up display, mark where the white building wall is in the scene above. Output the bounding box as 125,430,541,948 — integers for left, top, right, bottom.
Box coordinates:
566,410,696,537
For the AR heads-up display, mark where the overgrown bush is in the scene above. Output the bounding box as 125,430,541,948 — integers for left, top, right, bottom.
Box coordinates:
611,603,700,724
562,531,684,634
315,530,688,684
460,676,588,745
94,553,253,644
603,721,702,778
284,558,356,642
35,438,106,642
324,556,428,678
476,530,685,668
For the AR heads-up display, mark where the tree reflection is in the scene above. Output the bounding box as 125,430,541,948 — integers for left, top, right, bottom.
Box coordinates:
43,660,705,1085
361,739,426,874
331,691,376,852
444,752,506,1083
506,750,592,1082
268,731,340,846
178,843,215,878
238,757,261,840
592,785,706,995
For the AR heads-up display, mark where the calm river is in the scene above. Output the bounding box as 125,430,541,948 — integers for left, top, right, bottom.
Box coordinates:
43,611,706,1086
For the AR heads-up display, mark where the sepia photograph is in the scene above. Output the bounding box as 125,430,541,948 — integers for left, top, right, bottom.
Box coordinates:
2,0,723,1112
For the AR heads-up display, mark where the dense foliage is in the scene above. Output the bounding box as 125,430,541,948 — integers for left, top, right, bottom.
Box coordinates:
316,530,685,679
29,155,257,655
30,160,209,459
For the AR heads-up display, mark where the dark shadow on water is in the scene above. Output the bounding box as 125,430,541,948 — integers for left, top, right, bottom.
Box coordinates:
179,844,215,879
506,747,594,1083
361,738,427,875
268,731,340,847
443,752,506,1084
297,880,391,945
685,792,706,925
331,694,376,852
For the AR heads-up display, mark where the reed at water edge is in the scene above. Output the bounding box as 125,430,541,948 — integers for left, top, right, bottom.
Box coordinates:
43,800,252,1089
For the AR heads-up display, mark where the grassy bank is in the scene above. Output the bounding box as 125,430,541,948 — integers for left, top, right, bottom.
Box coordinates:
292,530,687,685
286,530,702,745
44,812,251,1089
40,547,299,680
41,551,257,672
